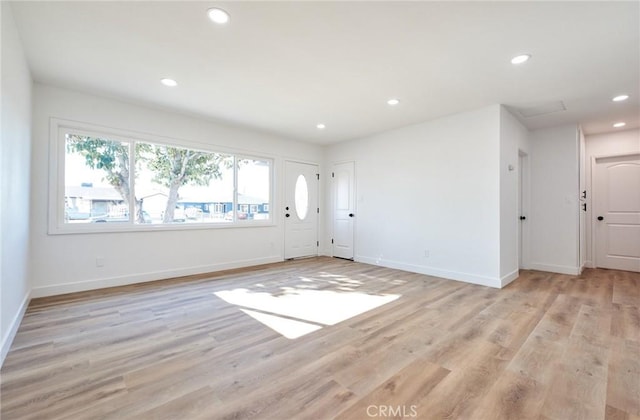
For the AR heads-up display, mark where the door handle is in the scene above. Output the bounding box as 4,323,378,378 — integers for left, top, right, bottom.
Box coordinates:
597,216,604,221
349,213,354,217
285,214,290,218
519,216,526,220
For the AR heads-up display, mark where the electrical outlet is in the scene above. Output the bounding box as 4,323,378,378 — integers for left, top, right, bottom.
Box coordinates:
96,257,104,268
424,250,430,258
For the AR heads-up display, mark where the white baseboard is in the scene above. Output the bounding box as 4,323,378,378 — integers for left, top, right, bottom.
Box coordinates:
1,290,31,368
529,263,581,276
501,269,519,288
355,256,502,288
584,260,595,269
31,256,283,298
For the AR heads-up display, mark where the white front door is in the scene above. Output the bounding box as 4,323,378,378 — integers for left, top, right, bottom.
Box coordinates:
332,162,355,260
594,154,640,272
284,161,318,259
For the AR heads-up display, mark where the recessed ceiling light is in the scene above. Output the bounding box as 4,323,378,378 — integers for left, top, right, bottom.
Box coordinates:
612,94,629,102
316,123,326,130
160,78,177,87
387,98,400,106
613,122,626,128
207,7,230,24
511,54,531,65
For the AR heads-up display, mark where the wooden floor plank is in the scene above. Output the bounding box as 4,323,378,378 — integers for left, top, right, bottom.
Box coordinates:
1,257,638,419
606,338,640,417
335,358,449,420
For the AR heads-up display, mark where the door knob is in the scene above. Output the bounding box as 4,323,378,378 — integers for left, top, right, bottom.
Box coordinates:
349,213,354,217
285,214,290,218
597,216,604,221
519,216,526,220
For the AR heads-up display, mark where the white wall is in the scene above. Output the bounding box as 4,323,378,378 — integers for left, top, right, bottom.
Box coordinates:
325,105,503,287
1,2,32,365
584,128,640,267
529,124,580,275
499,106,530,285
30,84,323,297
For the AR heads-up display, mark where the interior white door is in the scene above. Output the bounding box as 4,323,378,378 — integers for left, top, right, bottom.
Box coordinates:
332,162,355,259
594,154,640,272
518,154,525,268
284,161,318,259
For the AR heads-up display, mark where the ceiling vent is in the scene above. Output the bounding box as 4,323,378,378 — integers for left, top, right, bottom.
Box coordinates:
514,101,566,118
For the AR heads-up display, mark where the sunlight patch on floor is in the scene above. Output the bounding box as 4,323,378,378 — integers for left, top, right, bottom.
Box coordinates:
214,287,400,339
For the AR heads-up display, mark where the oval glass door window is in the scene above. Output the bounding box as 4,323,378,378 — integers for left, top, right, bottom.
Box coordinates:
294,174,309,220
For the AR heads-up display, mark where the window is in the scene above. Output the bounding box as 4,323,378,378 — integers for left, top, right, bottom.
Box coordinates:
134,142,234,225
64,134,130,223
294,174,309,220
238,158,270,220
53,120,272,233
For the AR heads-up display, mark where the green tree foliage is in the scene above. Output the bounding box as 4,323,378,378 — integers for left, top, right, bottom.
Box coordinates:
67,135,228,224
136,143,229,222
66,134,132,208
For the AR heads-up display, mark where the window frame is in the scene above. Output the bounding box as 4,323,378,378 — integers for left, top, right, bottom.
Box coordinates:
49,118,274,235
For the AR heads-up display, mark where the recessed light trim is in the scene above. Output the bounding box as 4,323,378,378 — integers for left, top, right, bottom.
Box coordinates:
316,123,326,130
387,98,400,106
613,122,626,128
160,78,178,87
207,7,230,24
612,94,629,102
511,54,531,65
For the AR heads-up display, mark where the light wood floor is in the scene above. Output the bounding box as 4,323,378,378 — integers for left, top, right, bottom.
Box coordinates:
1,257,639,420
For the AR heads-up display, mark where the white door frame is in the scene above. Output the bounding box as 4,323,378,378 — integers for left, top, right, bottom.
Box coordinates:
590,152,640,270
518,150,530,269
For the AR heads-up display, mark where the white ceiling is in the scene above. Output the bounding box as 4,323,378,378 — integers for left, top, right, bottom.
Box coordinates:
10,1,640,144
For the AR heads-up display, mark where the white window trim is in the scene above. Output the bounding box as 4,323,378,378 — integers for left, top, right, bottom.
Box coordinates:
48,118,274,235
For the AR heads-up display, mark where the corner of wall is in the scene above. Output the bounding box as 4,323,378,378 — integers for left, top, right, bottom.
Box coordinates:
500,269,519,288
528,124,581,274
1,0,34,368
0,291,31,366
498,103,531,281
